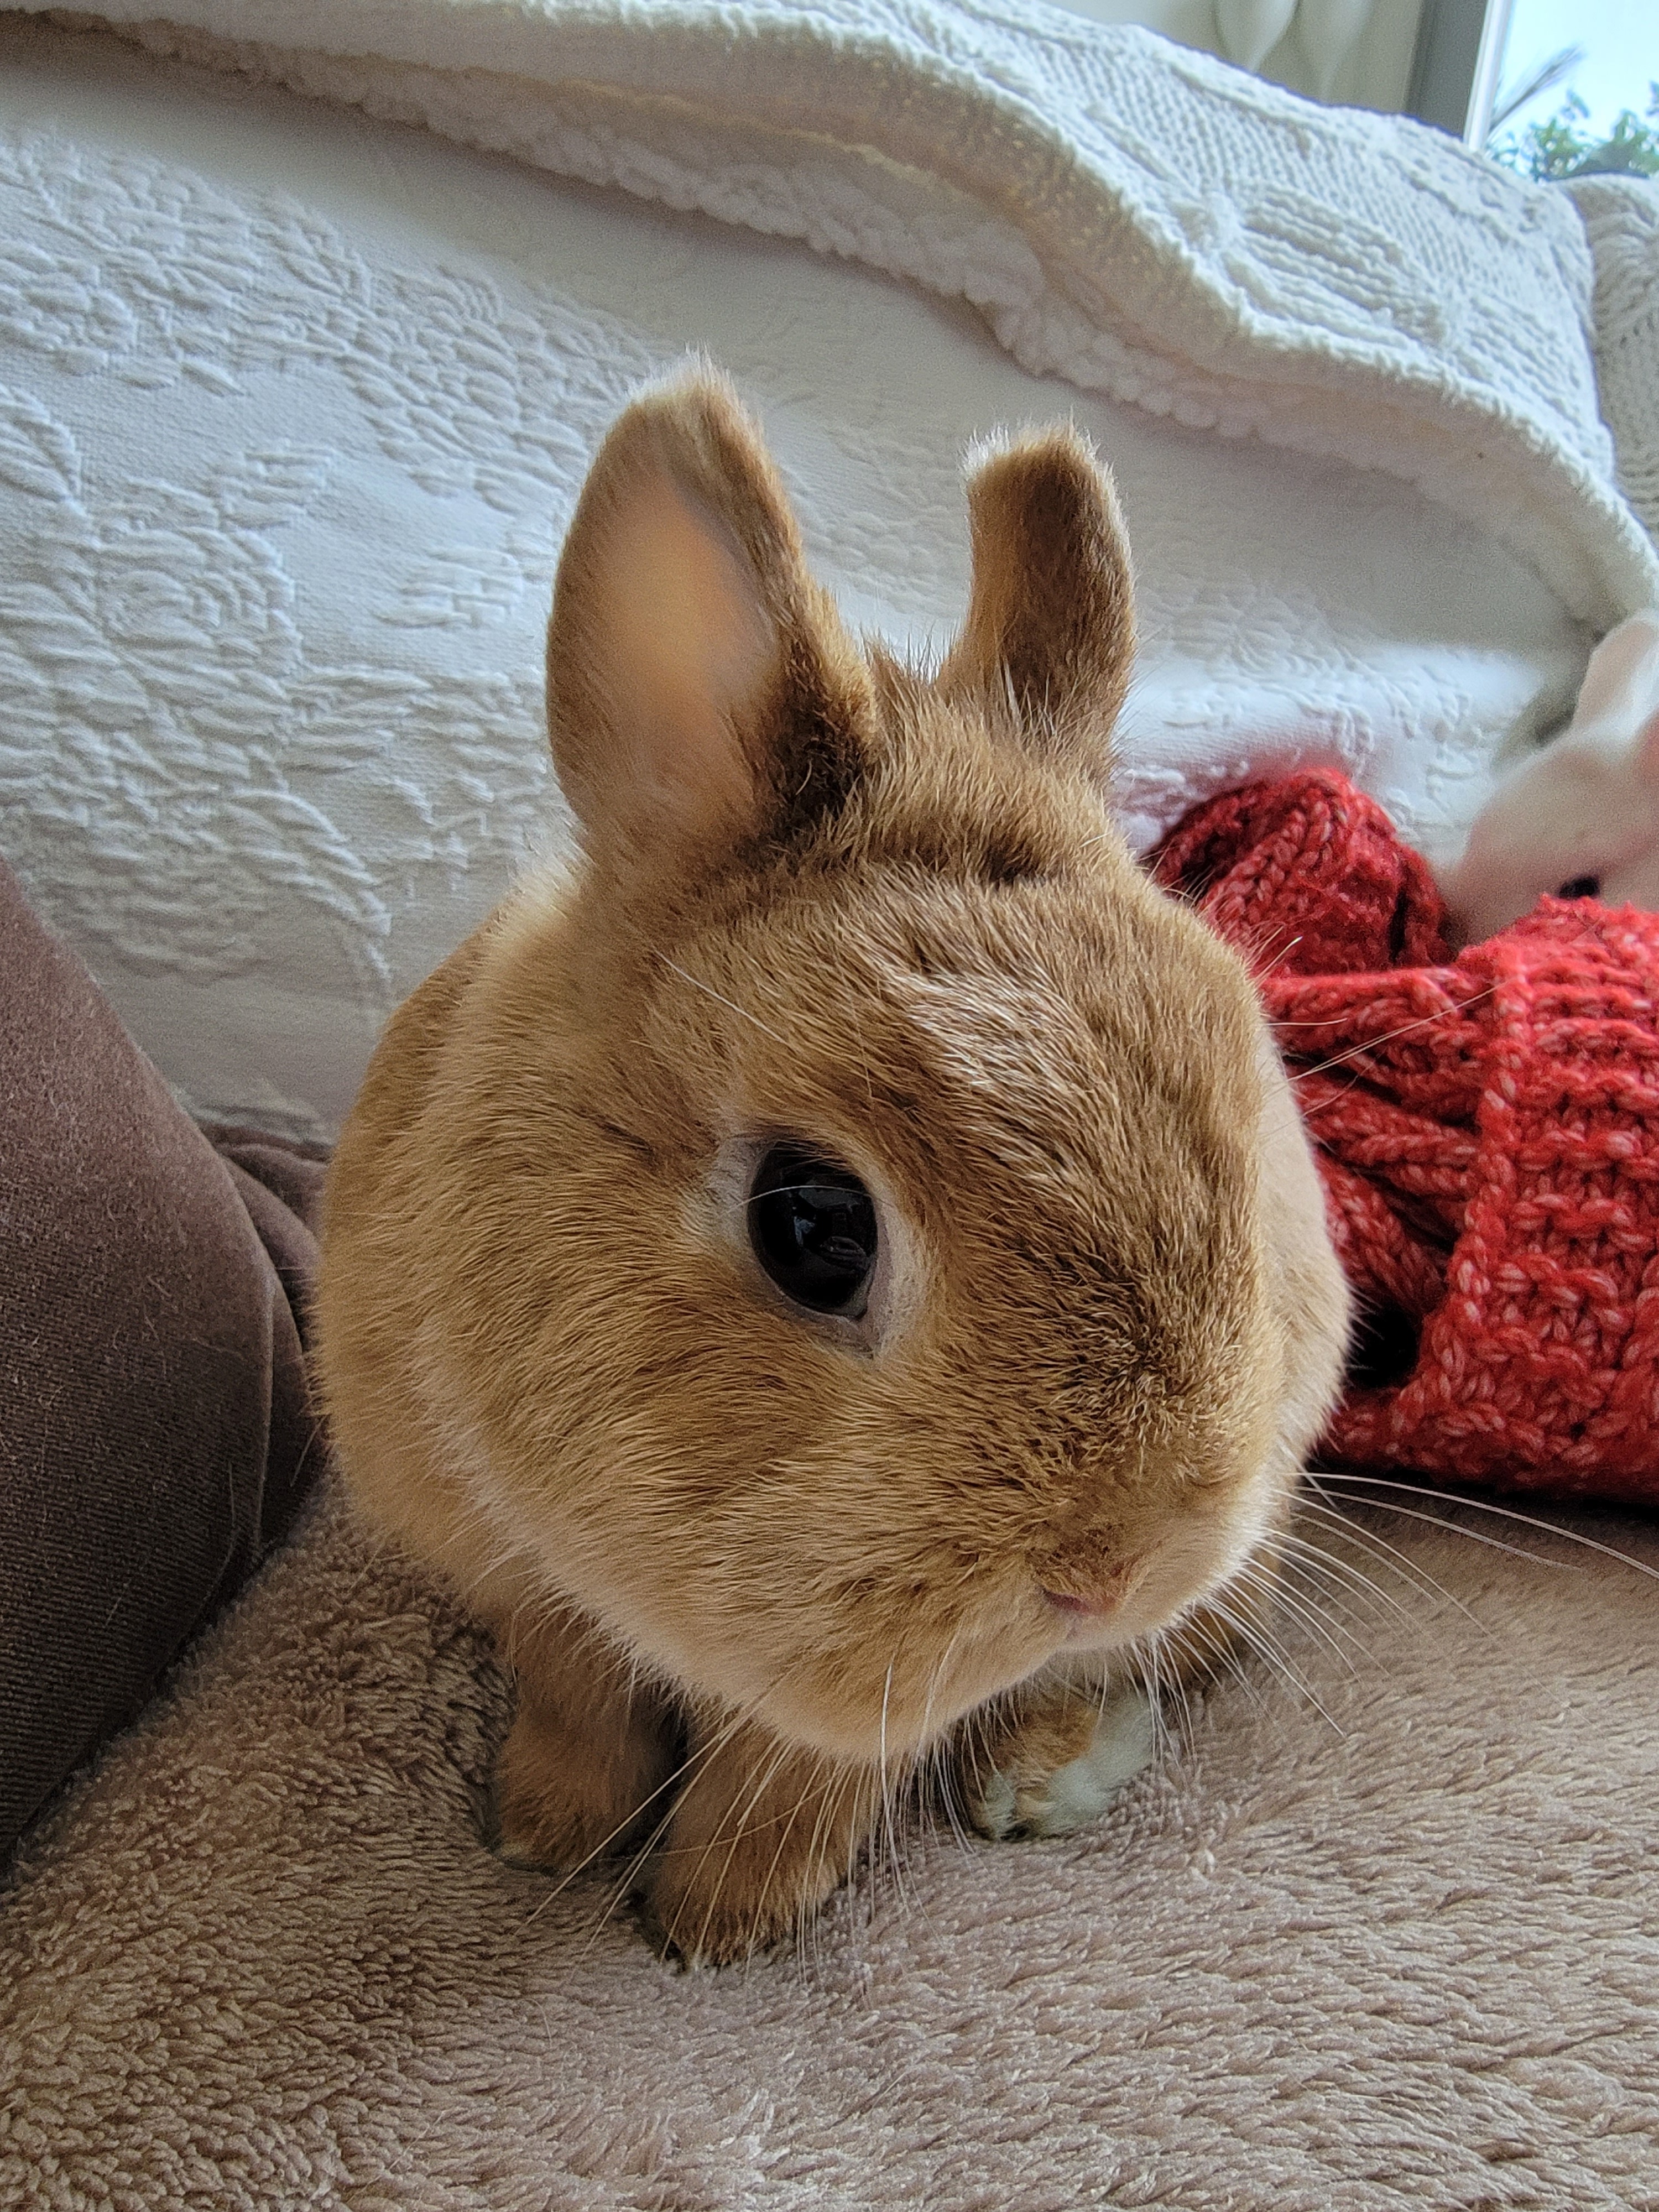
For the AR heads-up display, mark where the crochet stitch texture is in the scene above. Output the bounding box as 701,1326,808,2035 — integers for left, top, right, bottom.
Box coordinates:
1154,768,1659,1504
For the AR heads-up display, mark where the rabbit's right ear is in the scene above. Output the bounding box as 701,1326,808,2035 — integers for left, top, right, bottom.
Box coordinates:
546,373,869,872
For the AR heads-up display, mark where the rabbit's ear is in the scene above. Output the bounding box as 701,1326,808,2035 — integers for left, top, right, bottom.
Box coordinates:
1573,611,1659,735
935,428,1134,770
546,372,868,868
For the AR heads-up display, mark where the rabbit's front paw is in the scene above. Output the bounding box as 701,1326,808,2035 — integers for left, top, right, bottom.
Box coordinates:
643,1818,845,1968
643,1719,876,1967
492,1689,674,1871
963,1678,1155,1843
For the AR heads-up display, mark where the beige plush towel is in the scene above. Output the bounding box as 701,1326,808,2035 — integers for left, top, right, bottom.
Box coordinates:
4,1480,1656,2208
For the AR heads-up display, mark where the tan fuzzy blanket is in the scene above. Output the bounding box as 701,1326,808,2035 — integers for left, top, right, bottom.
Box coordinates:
6,1479,1658,2209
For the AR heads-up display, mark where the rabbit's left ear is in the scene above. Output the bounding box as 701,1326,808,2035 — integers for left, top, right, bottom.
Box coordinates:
934,427,1135,771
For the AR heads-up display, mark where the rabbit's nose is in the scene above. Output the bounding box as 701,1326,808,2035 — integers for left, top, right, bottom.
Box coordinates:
1040,1554,1149,1622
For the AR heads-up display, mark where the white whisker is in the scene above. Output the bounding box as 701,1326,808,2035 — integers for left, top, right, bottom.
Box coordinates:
1314,1473,1659,1583
658,954,790,1048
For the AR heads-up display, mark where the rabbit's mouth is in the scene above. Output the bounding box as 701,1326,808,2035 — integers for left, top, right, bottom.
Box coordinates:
732,1527,1255,1757
1028,1449,1281,1651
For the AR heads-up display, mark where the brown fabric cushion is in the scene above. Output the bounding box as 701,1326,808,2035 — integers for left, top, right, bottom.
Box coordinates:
0,857,327,1859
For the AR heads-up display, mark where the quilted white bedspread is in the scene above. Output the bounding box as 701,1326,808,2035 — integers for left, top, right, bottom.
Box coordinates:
1,7,1654,1137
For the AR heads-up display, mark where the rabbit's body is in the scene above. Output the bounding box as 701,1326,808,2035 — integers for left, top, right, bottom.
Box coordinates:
316,375,1348,1963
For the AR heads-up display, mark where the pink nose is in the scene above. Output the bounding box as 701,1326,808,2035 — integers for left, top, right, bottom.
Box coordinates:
1042,1587,1115,1620
1040,1554,1149,1622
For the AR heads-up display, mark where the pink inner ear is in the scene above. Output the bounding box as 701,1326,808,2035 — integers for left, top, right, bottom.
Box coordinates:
592,482,775,846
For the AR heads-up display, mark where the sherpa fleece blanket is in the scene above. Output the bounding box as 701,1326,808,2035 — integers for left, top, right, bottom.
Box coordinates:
4,826,1659,2204
6,1470,1659,2207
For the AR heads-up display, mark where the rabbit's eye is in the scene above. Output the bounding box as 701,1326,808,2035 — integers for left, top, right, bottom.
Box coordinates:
1558,875,1601,901
748,1143,878,1317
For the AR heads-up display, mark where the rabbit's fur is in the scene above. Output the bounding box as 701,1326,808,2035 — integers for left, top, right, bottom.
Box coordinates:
315,373,1348,1964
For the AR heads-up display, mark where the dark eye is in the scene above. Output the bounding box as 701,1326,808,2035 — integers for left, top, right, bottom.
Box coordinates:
748,1143,878,1317
1557,875,1601,901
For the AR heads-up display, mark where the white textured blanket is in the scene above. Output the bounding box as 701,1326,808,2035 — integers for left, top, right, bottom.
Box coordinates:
1,9,1655,1139
31,0,1659,625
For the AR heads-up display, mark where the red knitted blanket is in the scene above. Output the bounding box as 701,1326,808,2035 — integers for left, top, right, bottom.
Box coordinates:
1152,769,1659,1505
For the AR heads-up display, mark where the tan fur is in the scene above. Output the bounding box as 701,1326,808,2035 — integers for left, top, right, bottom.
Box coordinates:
314,371,1350,1964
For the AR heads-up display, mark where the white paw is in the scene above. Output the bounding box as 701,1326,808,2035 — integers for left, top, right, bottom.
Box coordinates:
976,1683,1156,1842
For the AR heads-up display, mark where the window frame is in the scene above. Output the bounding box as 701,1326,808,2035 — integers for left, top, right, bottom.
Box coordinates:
1406,0,1516,140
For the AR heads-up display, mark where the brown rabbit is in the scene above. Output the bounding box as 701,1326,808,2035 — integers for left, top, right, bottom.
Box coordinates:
314,371,1349,1965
